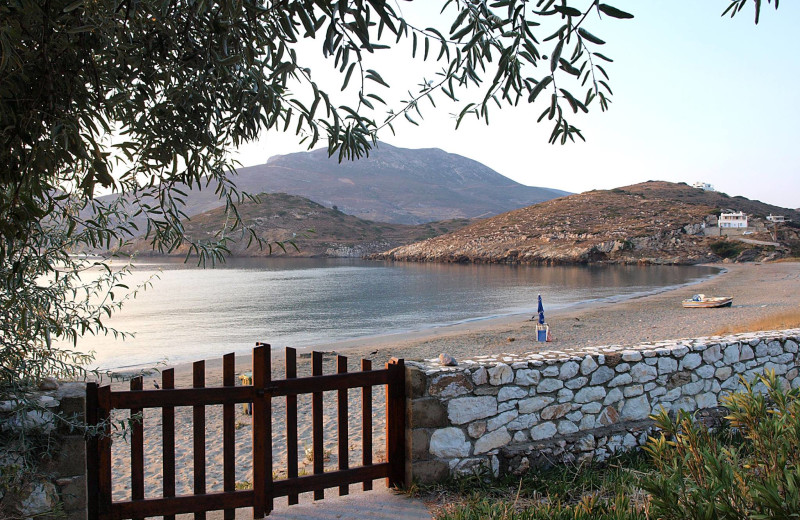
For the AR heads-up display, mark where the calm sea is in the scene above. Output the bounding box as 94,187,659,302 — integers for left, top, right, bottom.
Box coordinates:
74,258,719,370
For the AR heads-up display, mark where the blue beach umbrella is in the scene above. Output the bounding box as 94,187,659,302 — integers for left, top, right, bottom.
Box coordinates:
537,294,545,324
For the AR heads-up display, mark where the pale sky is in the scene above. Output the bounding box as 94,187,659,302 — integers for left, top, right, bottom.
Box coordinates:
233,1,799,209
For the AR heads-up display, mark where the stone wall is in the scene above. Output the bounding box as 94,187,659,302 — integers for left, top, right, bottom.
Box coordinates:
0,382,87,520
406,329,800,483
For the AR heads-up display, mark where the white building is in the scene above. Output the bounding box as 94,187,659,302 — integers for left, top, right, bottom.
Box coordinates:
767,214,787,223
692,182,715,191
718,211,748,228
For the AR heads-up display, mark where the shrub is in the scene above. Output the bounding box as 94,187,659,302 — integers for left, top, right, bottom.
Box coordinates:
709,240,746,258
643,371,800,519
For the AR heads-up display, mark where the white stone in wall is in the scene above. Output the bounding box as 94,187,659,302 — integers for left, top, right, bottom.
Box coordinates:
621,394,651,421
590,366,615,385
608,374,632,388
603,388,623,405
768,341,783,356
499,401,516,412
448,396,498,424
513,430,529,443
774,353,794,364
623,385,644,398
621,350,642,362
696,393,717,409
582,401,603,414
430,428,472,458
703,345,723,364
498,386,528,402
488,410,518,432
559,362,580,380
566,410,583,422
474,427,512,455
515,369,541,386
657,357,678,375
565,376,588,390
537,378,564,393
650,386,667,398
630,363,657,383
696,365,715,379
468,421,487,439
673,396,697,412
680,353,702,370
623,433,638,448
580,356,599,375
740,345,755,361
723,344,740,364
580,415,596,429
764,362,788,376
558,421,579,435
682,379,704,395
542,365,559,377
557,388,574,403
670,346,690,357
519,396,554,413
786,340,798,354
489,364,514,385
615,363,631,373
530,422,557,441
508,414,537,431
575,386,606,404
472,367,488,385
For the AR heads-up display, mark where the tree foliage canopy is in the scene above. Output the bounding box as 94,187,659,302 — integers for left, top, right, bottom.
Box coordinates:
0,0,779,454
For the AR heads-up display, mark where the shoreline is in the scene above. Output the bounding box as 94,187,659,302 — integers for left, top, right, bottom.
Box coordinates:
105,263,726,377
103,261,800,501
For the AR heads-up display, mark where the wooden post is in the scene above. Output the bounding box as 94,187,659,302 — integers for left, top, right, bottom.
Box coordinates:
360,359,373,492
312,351,324,500
223,353,235,520
162,369,176,520
86,383,99,520
97,385,113,519
285,347,299,505
337,355,349,496
193,362,206,520
130,377,144,520
385,358,406,489
252,344,273,517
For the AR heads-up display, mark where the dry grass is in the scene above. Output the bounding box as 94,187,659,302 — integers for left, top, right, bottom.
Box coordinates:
715,308,800,335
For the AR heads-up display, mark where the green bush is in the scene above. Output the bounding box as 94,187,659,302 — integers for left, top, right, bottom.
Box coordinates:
709,240,746,259
643,371,800,519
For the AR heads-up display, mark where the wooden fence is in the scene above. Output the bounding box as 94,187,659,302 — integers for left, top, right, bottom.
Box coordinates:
86,344,407,519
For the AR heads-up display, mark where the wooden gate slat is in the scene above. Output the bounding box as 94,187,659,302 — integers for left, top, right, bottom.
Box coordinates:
272,463,390,496
98,384,113,519
222,353,235,520
162,369,176,520
193,361,206,520
252,344,273,518
386,358,407,489
337,355,349,496
285,347,299,506
130,376,144,520
312,351,324,500
86,382,100,520
361,359,373,492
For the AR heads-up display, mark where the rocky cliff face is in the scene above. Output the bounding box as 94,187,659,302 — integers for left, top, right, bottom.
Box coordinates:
372,182,791,265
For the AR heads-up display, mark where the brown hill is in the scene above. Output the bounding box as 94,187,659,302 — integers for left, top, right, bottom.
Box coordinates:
126,193,472,258
372,181,799,265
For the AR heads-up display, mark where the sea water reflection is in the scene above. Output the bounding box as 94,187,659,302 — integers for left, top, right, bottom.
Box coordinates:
75,258,719,369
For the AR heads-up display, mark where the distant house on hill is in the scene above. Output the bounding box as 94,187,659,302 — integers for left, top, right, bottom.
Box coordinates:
767,214,788,223
692,182,715,191
718,211,748,228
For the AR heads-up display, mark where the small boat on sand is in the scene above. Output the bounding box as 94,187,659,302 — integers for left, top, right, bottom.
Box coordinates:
682,294,733,308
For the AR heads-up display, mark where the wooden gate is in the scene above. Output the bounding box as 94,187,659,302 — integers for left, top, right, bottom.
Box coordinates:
86,344,407,519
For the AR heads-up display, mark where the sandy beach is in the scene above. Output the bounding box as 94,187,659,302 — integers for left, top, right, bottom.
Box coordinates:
106,261,800,502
